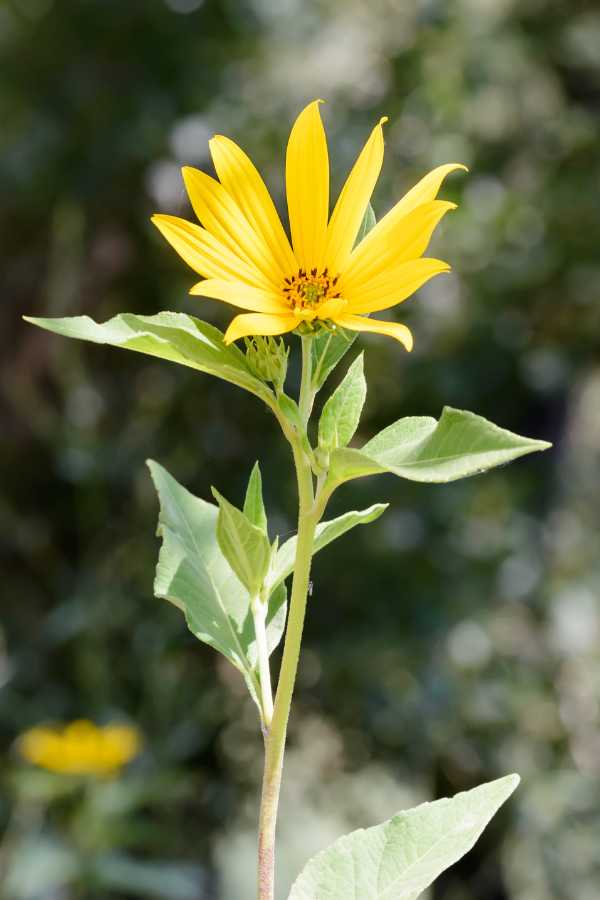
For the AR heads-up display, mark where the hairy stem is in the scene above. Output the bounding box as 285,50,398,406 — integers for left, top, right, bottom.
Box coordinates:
257,338,318,900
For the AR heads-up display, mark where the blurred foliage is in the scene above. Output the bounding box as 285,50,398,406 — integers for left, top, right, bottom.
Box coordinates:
2,0,600,897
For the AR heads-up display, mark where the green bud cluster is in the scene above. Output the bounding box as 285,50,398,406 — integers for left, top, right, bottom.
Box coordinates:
244,336,289,392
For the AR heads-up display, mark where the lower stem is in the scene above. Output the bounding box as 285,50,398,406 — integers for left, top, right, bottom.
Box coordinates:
257,440,317,899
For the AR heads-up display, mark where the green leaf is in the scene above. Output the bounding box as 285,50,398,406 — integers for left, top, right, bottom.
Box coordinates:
289,774,520,900
211,487,272,598
23,312,270,400
243,462,268,534
327,406,551,487
3,835,80,897
310,327,357,392
269,503,387,592
148,461,286,709
278,392,304,430
318,353,366,451
355,202,377,246
277,392,313,456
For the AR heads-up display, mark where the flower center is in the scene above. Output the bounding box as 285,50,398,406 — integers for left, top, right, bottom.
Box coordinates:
282,267,341,318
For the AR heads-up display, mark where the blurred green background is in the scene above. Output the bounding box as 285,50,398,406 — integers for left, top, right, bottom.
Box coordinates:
2,0,600,897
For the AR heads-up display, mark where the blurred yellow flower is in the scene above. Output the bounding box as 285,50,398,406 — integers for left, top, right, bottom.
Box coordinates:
18,720,141,777
152,100,465,350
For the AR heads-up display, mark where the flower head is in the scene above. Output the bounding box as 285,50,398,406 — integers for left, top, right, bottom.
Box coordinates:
18,720,141,777
152,101,466,350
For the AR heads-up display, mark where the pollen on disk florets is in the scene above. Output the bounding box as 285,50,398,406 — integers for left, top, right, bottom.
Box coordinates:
282,267,341,318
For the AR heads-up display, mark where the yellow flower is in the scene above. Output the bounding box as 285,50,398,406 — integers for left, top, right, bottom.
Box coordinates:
18,720,141,777
152,101,466,350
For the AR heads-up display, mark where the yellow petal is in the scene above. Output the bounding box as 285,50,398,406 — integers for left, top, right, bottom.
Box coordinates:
182,166,284,290
325,117,387,274
345,258,450,314
152,214,267,288
286,100,329,272
335,313,413,351
103,725,141,765
18,727,54,765
224,312,300,344
343,200,456,289
293,307,317,321
394,162,466,214
190,278,287,313
316,297,348,319
210,135,297,277
356,163,467,259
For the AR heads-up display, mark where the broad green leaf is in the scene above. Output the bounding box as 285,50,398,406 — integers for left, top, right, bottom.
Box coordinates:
318,353,366,451
148,461,286,709
289,774,520,900
269,503,387,592
23,312,270,400
327,406,551,487
211,488,271,598
243,462,268,534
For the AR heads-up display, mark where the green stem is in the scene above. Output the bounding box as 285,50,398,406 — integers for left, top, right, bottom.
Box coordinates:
252,598,274,728
257,337,318,900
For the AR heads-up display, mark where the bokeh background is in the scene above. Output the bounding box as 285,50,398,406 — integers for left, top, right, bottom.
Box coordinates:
2,0,600,897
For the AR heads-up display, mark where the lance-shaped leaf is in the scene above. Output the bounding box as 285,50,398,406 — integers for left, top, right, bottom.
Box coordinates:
326,406,551,487
243,462,268,534
318,353,366,452
269,503,387,592
211,487,272,599
310,327,358,393
23,312,270,399
148,461,286,709
289,774,519,900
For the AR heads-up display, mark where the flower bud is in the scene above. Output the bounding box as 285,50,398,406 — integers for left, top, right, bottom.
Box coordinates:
244,336,289,392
